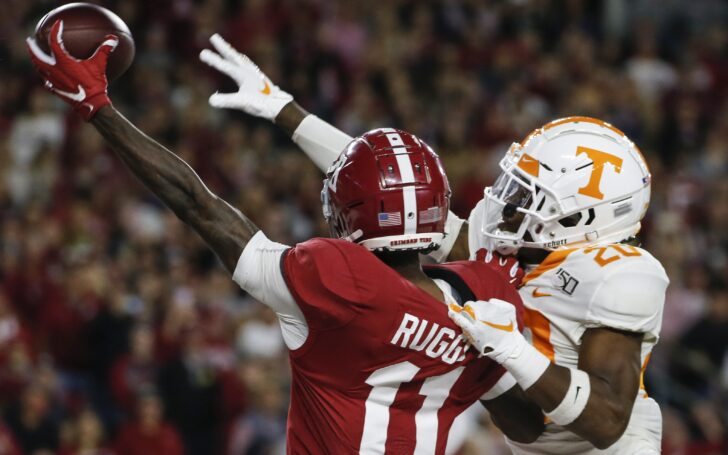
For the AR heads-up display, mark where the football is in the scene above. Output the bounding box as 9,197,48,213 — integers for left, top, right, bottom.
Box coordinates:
35,2,135,81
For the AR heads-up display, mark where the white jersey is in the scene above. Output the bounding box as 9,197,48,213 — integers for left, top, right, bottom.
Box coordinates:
510,245,668,454
464,207,669,454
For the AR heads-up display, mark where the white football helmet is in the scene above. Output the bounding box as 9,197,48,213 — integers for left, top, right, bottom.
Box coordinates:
481,116,651,255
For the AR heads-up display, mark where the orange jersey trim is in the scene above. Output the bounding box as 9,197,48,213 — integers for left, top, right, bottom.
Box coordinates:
523,307,555,361
521,248,578,286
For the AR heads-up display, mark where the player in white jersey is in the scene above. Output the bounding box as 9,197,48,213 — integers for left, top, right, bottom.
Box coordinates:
447,116,668,454
477,245,666,455
199,37,669,453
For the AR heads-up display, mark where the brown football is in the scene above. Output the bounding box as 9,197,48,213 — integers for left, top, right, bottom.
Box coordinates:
35,2,135,82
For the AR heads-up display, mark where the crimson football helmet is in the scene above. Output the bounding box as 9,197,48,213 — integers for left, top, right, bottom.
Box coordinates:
321,128,451,252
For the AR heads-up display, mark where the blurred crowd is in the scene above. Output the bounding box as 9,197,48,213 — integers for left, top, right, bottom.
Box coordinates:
0,0,726,454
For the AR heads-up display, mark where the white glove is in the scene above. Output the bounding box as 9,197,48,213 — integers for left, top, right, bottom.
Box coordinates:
199,34,293,121
448,299,527,364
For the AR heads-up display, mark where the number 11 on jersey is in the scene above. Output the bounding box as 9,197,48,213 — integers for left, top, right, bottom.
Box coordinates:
360,361,464,454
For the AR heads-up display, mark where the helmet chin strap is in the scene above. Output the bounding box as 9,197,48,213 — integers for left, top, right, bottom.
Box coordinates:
343,229,364,242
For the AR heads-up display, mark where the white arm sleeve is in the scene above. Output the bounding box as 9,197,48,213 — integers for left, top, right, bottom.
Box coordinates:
426,210,466,263
292,115,353,172
233,231,309,350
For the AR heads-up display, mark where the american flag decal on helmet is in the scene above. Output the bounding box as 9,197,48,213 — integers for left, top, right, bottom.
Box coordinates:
419,206,442,223
378,212,402,227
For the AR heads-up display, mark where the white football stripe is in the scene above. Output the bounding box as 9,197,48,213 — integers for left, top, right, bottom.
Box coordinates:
395,151,415,183
402,186,417,234
394,148,417,234
386,133,405,146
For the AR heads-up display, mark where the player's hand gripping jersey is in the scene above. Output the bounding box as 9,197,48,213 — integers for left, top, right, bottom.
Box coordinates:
234,234,523,454
505,244,667,454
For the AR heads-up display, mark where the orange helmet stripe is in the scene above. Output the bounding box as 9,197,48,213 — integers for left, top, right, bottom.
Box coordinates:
542,116,626,137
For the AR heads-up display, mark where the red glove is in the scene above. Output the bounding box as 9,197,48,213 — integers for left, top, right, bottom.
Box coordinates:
474,248,525,287
26,20,118,121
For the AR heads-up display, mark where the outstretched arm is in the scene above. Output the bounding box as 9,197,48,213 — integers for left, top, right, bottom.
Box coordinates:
198,34,479,263
27,21,257,273
91,107,257,272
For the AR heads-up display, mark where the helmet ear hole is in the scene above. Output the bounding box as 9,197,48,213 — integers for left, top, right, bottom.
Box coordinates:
558,212,583,228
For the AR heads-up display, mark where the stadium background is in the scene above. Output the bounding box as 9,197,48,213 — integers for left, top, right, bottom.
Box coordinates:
0,0,726,454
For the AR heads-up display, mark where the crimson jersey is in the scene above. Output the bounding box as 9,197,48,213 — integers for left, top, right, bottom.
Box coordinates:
278,238,523,454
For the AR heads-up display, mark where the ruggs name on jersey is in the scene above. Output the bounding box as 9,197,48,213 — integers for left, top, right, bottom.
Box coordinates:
390,313,469,364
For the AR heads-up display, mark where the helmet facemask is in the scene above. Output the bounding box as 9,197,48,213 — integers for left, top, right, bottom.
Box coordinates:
321,178,364,243
481,144,567,255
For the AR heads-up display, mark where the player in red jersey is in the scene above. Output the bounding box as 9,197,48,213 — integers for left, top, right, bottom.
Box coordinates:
27,22,544,453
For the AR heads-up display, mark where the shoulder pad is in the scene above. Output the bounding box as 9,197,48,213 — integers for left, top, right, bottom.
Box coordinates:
283,238,380,329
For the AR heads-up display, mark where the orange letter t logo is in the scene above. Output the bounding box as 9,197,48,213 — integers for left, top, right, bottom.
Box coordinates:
576,146,623,200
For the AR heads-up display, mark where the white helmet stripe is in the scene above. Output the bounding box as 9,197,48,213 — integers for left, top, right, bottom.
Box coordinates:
396,151,418,234
386,133,418,235
402,186,417,234
395,151,415,183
